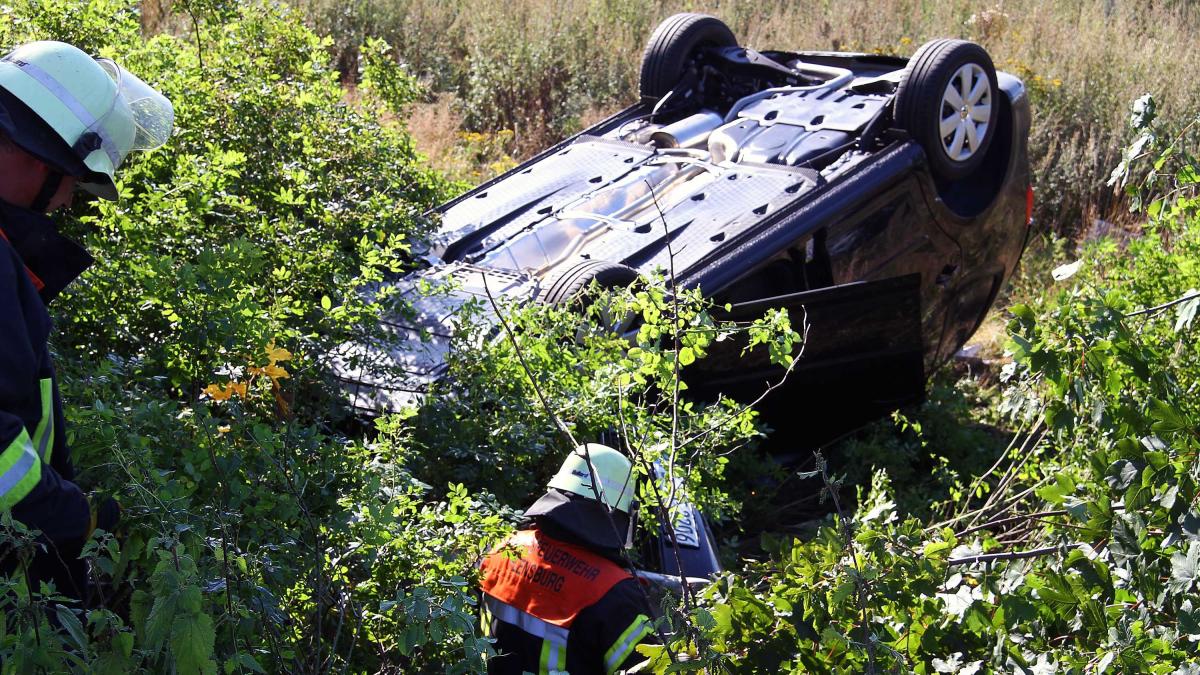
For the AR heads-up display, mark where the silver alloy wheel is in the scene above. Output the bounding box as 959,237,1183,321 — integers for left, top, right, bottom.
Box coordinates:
939,63,991,162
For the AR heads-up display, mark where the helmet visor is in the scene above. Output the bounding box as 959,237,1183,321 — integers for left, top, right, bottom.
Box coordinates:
97,59,173,150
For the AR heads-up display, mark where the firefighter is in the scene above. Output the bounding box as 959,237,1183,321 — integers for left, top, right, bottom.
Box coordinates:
480,443,657,674
0,40,173,599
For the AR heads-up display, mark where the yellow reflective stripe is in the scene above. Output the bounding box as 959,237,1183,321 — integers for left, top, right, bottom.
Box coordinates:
604,614,652,674
0,431,42,509
32,378,53,463
538,639,566,675
480,599,492,638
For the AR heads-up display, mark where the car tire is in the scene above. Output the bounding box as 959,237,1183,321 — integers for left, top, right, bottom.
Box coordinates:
894,39,1000,181
542,260,640,306
639,13,737,101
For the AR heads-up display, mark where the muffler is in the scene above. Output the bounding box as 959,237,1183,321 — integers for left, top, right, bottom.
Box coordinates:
649,110,725,149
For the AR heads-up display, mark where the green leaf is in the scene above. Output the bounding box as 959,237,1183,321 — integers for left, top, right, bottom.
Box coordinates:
1174,290,1200,332
235,653,267,674
1180,510,1200,542
923,540,953,558
114,632,134,658
1009,303,1036,322
144,590,180,649
171,611,217,675
54,605,87,652
1105,459,1138,491
1169,542,1200,593
829,580,855,607
1125,479,1153,510
321,295,332,310
1149,398,1189,434
677,347,695,366
1037,472,1076,504
130,589,152,642
1110,512,1147,562
665,660,708,673
1180,600,1200,636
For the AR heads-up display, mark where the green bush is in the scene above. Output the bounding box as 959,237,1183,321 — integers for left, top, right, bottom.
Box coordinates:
0,1,509,671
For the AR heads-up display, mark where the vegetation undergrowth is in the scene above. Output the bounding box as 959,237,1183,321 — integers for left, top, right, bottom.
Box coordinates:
0,0,505,671
0,6,800,672
1,0,1198,673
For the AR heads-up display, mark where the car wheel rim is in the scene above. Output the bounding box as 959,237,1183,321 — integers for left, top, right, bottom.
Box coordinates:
939,63,991,163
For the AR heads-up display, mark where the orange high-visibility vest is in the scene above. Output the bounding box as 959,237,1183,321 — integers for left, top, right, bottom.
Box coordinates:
481,528,632,628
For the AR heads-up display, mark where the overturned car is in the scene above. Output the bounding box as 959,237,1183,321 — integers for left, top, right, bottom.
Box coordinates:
336,14,1032,579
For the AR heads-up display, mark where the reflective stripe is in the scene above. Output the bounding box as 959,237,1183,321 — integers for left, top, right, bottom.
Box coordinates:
539,640,565,675
480,598,492,638
0,56,121,165
32,378,53,463
0,433,42,509
603,614,653,674
484,595,569,644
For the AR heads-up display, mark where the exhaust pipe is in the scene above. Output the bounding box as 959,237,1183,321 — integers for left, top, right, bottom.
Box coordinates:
649,110,725,149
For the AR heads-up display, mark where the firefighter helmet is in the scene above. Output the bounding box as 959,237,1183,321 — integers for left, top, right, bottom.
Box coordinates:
547,443,636,514
0,40,173,199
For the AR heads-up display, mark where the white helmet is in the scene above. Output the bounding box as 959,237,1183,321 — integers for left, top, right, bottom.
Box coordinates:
547,443,636,514
0,40,173,199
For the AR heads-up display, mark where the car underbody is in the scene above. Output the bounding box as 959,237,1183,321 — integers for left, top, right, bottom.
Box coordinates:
334,14,1033,581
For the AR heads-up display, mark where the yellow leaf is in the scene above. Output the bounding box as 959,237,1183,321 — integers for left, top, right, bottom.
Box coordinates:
265,340,292,365
204,381,245,401
217,425,232,435
250,364,289,380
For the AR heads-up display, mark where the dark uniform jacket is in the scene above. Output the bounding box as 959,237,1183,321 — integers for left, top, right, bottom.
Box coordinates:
0,200,93,592
481,526,656,675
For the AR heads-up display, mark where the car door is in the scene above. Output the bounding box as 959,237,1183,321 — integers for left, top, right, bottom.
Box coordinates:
821,176,966,371
684,175,961,445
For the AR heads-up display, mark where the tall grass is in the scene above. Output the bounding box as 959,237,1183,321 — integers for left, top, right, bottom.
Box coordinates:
296,0,1200,230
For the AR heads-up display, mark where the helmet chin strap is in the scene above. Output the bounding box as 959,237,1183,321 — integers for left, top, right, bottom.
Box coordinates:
29,168,62,213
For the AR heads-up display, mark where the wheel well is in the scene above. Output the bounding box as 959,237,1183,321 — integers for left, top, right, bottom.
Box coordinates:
933,94,1014,218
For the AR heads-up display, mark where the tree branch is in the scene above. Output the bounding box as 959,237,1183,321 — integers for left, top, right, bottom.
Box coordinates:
947,544,1069,566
